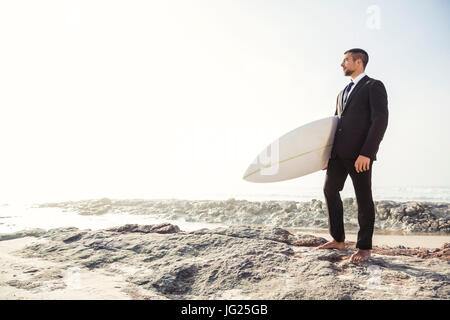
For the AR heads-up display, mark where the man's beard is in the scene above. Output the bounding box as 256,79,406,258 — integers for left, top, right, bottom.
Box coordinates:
345,69,354,76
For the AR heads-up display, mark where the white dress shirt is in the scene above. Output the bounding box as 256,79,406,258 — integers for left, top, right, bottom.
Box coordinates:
343,72,366,108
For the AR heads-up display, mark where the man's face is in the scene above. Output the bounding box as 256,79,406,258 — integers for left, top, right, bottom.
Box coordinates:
341,53,358,76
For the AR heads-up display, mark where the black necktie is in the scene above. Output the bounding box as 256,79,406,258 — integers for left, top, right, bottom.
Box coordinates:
343,81,354,104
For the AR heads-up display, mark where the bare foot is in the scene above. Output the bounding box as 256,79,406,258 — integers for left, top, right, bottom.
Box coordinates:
315,239,345,250
350,249,371,264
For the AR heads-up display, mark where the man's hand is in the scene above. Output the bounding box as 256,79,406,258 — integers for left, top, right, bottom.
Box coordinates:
354,155,371,173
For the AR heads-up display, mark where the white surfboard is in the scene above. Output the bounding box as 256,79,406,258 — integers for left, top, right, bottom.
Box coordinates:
243,116,339,183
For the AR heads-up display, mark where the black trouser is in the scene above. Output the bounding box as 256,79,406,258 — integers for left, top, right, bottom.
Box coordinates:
323,155,375,250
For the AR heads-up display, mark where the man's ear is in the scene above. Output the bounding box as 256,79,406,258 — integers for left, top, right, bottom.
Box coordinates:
357,58,363,68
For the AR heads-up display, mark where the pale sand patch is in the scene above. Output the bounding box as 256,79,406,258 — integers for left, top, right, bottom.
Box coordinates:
0,237,132,300
286,228,450,248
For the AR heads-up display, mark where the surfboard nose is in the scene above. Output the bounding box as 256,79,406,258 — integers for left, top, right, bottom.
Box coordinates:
242,164,257,182
242,161,281,183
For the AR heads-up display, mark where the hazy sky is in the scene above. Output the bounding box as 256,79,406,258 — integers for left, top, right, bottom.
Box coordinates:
0,0,449,202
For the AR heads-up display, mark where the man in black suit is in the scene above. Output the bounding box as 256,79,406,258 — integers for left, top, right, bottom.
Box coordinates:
316,48,388,264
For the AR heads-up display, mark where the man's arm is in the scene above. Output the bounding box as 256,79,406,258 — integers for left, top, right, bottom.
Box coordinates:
359,80,389,159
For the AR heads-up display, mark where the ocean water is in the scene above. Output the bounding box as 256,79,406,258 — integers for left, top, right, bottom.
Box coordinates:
0,203,228,234
185,186,450,203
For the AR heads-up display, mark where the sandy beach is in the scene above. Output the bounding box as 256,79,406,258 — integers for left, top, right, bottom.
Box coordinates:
0,223,448,300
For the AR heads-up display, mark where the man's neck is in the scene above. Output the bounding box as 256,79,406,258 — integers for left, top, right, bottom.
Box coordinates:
350,70,364,81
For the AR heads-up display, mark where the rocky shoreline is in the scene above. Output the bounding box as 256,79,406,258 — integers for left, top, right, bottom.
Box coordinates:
1,223,448,300
37,198,450,234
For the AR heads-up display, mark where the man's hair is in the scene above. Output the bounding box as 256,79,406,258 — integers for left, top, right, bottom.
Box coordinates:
344,48,369,69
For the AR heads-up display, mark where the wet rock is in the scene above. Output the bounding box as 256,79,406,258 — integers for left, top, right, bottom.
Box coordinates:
63,233,85,243
4,224,449,300
372,242,450,262
107,223,180,234
150,263,198,294
0,228,47,241
291,235,328,247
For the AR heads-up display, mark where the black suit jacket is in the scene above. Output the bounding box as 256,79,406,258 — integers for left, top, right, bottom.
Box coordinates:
330,75,388,161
